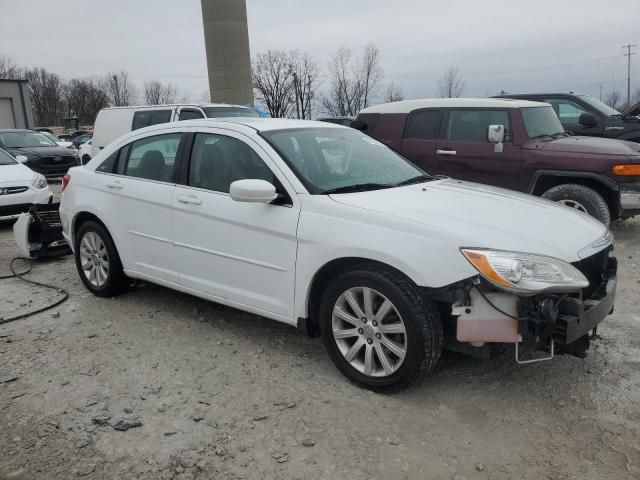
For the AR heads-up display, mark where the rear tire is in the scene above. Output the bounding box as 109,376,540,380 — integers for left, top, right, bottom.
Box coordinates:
74,221,129,297
319,264,443,391
541,183,611,226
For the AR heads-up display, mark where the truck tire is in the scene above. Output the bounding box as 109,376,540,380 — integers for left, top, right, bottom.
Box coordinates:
74,221,129,297
319,264,443,391
541,184,610,226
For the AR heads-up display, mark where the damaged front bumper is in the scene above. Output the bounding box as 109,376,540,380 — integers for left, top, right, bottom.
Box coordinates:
446,251,617,360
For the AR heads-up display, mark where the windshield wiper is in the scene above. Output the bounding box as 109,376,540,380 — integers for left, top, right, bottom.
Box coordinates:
394,174,445,187
530,134,554,140
323,183,392,195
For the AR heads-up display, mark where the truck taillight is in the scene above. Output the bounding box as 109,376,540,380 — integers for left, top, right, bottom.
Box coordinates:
61,174,70,192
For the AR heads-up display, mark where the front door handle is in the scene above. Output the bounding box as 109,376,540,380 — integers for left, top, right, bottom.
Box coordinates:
177,195,202,205
436,149,457,156
106,181,123,190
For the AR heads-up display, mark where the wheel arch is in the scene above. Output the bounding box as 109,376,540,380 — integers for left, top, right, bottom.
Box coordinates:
300,257,418,338
72,211,123,256
529,171,620,218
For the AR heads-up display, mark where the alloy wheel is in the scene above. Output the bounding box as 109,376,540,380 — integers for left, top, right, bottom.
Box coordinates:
79,231,110,287
331,287,407,377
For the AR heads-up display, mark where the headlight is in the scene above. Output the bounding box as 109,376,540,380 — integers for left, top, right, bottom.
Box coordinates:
70,149,79,157
461,248,588,294
32,173,48,189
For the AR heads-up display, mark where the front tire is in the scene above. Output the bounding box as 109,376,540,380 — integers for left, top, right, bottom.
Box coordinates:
319,265,443,391
74,221,129,297
541,183,611,226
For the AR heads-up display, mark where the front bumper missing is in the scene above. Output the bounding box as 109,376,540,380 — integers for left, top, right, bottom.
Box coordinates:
553,256,617,345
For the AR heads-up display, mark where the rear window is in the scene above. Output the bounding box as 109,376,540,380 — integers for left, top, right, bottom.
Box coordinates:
353,113,380,136
445,110,510,142
405,110,440,139
179,109,205,121
131,110,173,131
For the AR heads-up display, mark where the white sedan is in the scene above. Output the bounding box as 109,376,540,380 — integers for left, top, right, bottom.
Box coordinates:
0,147,52,220
59,118,616,389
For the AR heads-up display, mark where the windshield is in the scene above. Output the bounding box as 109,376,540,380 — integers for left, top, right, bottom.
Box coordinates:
521,106,565,138
0,131,58,148
0,149,17,165
41,132,62,143
261,128,427,193
579,95,621,116
203,107,259,118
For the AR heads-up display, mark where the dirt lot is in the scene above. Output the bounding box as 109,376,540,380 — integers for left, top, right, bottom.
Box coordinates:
1,186,639,480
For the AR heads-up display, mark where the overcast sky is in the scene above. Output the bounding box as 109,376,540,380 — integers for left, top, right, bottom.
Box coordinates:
1,0,637,107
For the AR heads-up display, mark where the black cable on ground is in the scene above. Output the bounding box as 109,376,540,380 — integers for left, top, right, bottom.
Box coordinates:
0,257,69,325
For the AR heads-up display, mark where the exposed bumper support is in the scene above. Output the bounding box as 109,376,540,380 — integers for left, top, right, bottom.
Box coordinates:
620,182,640,216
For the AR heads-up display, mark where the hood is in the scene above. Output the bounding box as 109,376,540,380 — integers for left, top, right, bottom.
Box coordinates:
0,163,36,184
56,141,74,149
531,135,640,156
4,145,75,157
330,179,608,262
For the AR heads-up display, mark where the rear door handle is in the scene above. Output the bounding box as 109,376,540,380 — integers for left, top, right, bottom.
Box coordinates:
436,149,457,156
106,181,123,190
177,195,202,205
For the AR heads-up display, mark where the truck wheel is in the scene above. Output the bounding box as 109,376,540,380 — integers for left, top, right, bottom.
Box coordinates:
319,264,443,391
541,184,610,226
74,221,129,297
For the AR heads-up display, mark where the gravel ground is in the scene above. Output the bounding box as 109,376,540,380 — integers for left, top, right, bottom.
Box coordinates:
0,184,639,479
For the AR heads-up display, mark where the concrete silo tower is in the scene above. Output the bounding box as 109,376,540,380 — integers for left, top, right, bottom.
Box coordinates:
200,0,254,106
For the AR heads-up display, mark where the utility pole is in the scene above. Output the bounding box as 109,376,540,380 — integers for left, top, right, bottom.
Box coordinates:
623,43,637,106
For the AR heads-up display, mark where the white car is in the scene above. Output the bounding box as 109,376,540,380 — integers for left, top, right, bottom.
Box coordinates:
59,119,617,389
78,140,92,165
39,131,75,150
0,147,52,220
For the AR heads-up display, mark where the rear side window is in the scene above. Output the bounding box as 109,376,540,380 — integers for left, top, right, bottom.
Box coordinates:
179,109,205,121
446,110,510,142
120,134,182,182
405,110,440,139
131,110,173,131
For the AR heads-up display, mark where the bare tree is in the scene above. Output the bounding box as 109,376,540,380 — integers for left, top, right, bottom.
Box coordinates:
322,44,384,116
437,66,465,98
631,86,640,105
144,80,178,105
289,51,320,119
103,71,137,106
0,55,21,79
252,50,295,118
605,88,622,109
63,78,109,124
23,68,65,126
384,82,404,103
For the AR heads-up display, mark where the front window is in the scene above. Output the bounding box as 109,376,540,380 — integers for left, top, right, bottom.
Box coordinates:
0,131,57,148
261,128,427,194
203,107,259,118
521,106,565,138
578,95,621,116
445,110,510,142
0,149,17,165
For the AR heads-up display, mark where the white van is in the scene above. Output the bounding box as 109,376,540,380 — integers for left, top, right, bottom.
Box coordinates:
91,103,259,156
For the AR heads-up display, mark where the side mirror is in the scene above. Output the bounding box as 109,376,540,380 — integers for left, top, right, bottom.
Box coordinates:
229,179,277,203
14,155,28,163
579,113,597,127
487,124,505,153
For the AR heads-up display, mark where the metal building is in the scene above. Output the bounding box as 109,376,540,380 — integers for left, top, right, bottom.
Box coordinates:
200,0,254,106
0,79,33,129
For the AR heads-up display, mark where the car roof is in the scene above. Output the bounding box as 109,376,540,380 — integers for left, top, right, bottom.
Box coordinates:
0,129,36,133
360,98,547,114
494,93,587,98
101,103,255,111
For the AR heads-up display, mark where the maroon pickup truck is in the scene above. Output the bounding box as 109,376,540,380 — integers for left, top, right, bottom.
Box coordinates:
354,99,640,225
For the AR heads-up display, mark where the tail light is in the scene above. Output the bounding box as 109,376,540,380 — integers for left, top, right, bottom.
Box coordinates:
61,174,70,192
